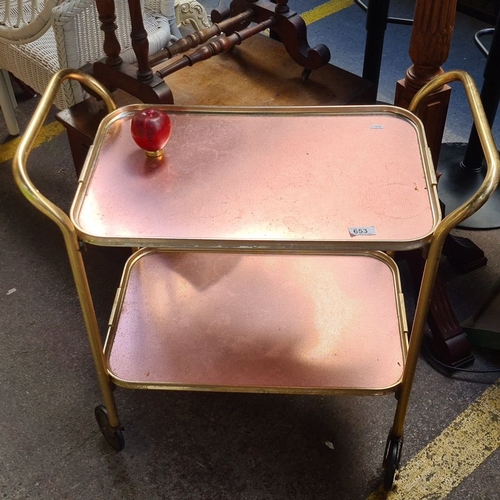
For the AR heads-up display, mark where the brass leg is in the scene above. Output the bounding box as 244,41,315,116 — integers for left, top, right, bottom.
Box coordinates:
12,69,124,449
67,239,121,429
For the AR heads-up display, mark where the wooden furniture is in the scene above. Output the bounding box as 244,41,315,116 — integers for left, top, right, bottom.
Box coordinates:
14,69,500,492
88,0,331,106
58,0,370,172
0,0,178,136
56,34,376,174
395,0,457,165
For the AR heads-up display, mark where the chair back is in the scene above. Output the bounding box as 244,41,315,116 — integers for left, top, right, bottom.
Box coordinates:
0,0,176,113
0,0,58,43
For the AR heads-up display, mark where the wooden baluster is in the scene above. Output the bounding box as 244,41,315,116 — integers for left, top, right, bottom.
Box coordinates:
395,0,457,165
148,9,254,67
158,17,276,78
127,0,153,81
275,0,289,14
92,0,173,106
95,0,122,67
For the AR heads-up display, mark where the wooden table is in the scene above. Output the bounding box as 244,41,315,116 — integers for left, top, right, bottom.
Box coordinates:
56,35,376,174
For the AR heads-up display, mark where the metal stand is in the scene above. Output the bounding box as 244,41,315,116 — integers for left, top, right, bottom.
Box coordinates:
439,13,500,351
438,11,500,229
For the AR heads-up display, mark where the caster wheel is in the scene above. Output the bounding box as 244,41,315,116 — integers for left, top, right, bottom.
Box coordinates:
94,405,125,451
383,436,402,491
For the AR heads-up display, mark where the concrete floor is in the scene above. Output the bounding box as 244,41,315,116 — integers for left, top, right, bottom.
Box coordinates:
1,1,500,499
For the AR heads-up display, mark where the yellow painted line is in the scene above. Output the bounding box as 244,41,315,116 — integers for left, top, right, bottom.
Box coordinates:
0,121,65,164
368,378,500,499
301,0,354,26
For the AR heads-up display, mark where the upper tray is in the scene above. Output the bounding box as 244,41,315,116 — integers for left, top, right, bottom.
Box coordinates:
71,105,440,250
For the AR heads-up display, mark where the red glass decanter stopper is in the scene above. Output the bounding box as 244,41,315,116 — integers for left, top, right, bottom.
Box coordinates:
131,108,172,158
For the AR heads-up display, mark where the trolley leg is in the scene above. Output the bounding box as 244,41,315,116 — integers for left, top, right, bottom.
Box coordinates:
66,235,124,450
383,247,446,489
11,68,123,450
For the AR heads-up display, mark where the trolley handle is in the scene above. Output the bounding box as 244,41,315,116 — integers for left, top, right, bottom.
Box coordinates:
11,70,120,429
409,70,500,240
12,69,116,237
391,72,500,440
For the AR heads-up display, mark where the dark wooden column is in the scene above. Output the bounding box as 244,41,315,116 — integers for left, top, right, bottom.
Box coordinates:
92,0,173,104
95,0,123,67
127,0,153,81
395,0,457,165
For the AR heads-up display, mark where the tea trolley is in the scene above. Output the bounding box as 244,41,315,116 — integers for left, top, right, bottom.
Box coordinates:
13,69,499,490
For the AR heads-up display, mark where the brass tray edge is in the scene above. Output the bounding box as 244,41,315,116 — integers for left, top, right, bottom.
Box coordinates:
71,233,437,251
107,375,402,397
70,104,442,245
96,102,425,119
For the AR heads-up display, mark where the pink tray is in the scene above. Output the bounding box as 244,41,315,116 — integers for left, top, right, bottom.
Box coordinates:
72,106,440,250
106,250,407,393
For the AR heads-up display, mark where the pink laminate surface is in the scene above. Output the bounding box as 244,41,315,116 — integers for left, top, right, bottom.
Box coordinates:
108,251,405,391
74,110,436,247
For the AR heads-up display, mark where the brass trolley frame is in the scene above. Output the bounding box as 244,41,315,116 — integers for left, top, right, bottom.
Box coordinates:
13,69,500,490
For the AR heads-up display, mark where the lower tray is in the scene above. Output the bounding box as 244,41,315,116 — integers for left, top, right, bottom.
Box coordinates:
105,249,408,394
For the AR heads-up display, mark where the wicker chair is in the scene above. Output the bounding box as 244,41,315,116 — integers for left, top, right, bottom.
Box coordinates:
0,0,183,135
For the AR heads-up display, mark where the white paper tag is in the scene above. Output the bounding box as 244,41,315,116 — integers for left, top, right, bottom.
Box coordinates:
348,226,377,236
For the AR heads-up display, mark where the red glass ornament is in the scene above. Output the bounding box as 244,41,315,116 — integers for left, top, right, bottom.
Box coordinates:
131,108,172,158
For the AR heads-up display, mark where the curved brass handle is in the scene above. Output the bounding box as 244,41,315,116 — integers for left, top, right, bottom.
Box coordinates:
11,69,120,427
393,71,500,435
13,68,116,237
409,70,500,239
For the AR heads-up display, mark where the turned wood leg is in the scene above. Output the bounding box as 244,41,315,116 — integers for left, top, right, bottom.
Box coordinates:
95,0,122,67
404,250,474,367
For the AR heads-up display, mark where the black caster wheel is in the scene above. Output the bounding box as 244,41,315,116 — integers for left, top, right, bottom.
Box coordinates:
94,405,125,451
383,435,403,491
